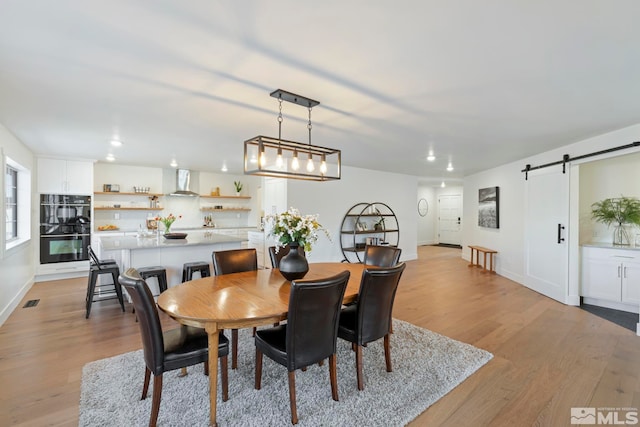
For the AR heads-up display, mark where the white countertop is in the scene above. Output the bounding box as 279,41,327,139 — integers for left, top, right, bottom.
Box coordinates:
94,226,260,234
582,242,640,251
99,233,245,251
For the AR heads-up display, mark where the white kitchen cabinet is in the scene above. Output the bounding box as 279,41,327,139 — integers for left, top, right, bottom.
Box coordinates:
248,231,266,269
38,158,93,194
263,177,286,216
622,261,640,304
581,246,640,312
212,229,238,237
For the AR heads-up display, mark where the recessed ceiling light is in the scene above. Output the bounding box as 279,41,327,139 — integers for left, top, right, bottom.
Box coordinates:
106,153,115,162
427,151,435,162
110,139,122,147
221,163,228,172
446,162,453,172
441,181,446,188
170,159,178,168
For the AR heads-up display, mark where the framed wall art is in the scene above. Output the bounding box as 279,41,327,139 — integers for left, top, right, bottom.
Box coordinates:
478,186,499,229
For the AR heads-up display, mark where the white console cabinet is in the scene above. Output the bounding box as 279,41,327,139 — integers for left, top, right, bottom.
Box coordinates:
581,246,640,313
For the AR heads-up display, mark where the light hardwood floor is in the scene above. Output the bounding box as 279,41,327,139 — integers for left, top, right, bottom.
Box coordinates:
1,245,638,426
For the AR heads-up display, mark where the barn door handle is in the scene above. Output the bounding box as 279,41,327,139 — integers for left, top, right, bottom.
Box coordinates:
557,224,565,244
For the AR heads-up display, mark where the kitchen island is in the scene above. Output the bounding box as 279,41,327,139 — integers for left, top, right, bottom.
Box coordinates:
99,231,245,290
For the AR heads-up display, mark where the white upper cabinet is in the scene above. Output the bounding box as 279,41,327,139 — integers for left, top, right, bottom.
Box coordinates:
37,158,93,194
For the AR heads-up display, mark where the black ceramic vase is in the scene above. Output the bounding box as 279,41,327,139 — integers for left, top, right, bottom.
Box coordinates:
278,243,309,281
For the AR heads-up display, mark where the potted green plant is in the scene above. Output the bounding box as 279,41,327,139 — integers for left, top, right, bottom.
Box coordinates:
233,180,243,196
591,196,640,246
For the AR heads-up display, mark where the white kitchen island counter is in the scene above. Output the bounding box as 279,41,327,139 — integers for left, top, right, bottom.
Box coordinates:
99,232,245,291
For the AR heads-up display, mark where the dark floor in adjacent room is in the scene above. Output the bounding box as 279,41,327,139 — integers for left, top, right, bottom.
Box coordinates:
435,243,463,249
581,303,637,332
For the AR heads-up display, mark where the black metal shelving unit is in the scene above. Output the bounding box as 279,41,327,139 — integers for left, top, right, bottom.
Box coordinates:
339,202,399,263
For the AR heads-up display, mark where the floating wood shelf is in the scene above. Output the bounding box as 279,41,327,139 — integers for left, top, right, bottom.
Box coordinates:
340,229,399,234
94,207,164,211
342,245,398,253
345,213,395,217
94,192,163,196
200,207,251,212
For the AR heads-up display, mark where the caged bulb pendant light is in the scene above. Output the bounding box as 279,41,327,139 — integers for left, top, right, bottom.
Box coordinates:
244,89,341,181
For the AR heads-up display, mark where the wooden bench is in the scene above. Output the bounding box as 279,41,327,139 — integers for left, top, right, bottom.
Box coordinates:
468,245,497,274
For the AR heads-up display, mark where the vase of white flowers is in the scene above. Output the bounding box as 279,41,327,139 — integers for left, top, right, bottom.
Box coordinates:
265,207,329,280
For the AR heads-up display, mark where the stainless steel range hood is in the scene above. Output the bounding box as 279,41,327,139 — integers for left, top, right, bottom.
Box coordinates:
169,169,199,197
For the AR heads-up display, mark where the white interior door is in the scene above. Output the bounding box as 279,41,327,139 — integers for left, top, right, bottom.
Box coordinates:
524,167,569,303
438,194,462,245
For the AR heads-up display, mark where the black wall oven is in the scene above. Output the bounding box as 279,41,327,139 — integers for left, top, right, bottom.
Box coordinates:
40,194,91,264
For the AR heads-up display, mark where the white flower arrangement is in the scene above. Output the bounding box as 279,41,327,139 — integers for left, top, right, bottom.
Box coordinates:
265,207,330,253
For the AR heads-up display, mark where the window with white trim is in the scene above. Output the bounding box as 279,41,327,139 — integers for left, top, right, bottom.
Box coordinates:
4,156,31,252
5,165,17,241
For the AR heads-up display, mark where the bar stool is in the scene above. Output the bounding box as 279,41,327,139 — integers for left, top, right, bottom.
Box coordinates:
85,263,125,318
137,266,168,296
182,261,211,282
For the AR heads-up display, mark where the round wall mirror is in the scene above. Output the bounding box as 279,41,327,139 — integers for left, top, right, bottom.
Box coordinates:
418,198,428,216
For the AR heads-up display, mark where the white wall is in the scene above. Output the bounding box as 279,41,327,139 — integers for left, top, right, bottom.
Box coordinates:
0,123,35,325
417,184,437,245
463,162,525,283
93,163,261,230
94,163,163,194
199,171,262,228
286,165,418,263
579,151,640,245
463,122,640,287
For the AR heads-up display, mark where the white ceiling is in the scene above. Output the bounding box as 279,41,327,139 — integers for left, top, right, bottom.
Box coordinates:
1,1,639,184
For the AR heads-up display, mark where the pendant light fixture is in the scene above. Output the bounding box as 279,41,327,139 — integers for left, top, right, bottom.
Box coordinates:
244,89,341,181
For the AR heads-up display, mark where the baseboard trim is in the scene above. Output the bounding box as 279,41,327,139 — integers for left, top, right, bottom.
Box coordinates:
0,276,34,327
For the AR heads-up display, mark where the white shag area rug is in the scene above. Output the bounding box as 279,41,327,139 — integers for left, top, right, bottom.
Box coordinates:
79,319,492,426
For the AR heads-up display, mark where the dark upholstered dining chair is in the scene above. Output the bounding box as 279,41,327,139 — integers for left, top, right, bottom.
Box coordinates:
212,248,258,369
268,244,306,269
338,262,406,390
119,268,229,427
254,270,350,425
213,248,258,276
345,245,402,313
363,245,402,267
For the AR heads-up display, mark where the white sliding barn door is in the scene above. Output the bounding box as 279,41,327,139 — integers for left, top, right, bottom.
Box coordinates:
524,167,569,303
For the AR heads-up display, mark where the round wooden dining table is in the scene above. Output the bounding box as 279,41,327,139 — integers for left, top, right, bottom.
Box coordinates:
157,262,365,427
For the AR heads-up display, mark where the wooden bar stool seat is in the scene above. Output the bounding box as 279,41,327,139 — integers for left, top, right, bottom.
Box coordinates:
182,261,211,282
85,263,125,318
